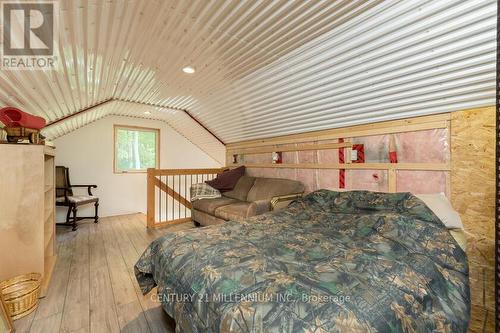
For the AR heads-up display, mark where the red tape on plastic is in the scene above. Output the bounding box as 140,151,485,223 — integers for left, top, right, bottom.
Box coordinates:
339,138,345,188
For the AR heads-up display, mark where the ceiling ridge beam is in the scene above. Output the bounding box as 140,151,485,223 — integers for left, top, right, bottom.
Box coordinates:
45,98,225,145
45,98,114,127
112,99,225,145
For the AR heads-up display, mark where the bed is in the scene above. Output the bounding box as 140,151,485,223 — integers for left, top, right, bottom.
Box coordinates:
135,190,470,332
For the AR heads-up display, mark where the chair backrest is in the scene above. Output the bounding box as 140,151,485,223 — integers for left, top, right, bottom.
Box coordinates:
55,166,73,198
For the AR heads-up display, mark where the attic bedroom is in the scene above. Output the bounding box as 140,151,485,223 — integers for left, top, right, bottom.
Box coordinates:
0,1,497,333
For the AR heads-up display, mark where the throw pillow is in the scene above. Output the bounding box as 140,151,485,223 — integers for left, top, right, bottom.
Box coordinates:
205,166,245,192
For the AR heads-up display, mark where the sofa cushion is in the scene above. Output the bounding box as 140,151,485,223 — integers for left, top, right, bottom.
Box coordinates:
192,197,238,215
193,209,226,226
222,176,255,201
215,200,271,222
205,166,245,192
246,177,305,202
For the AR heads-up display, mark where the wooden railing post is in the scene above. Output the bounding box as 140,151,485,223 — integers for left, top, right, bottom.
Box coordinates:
147,168,155,228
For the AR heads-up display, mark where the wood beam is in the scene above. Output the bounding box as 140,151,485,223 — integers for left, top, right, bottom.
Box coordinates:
226,113,451,150
229,162,451,171
152,218,192,228
227,142,352,155
150,168,225,176
154,178,192,209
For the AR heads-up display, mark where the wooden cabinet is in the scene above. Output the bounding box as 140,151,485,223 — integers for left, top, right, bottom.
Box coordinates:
0,144,57,297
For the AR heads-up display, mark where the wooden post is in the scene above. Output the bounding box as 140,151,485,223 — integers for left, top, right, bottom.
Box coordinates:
388,167,397,193
147,168,155,228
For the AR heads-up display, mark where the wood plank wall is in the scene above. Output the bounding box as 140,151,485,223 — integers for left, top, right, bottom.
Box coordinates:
227,107,496,333
451,106,495,333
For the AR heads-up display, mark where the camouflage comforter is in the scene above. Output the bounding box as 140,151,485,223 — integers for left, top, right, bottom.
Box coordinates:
135,190,470,333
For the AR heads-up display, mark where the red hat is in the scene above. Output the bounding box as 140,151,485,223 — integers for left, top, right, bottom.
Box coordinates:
0,107,46,129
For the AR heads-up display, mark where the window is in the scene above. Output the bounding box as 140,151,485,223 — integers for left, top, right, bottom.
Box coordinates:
114,125,160,173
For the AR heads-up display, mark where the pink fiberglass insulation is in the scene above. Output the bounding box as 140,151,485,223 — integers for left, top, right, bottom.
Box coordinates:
247,168,275,178
243,129,449,196
297,149,317,163
281,151,297,164
317,169,340,190
317,148,339,164
317,139,344,164
347,170,389,192
395,129,449,163
245,153,269,164
243,154,256,164
276,168,297,180
352,135,389,162
396,171,447,195
296,169,317,193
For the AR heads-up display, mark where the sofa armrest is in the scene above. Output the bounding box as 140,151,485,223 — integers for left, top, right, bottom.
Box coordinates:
270,193,303,211
250,200,272,215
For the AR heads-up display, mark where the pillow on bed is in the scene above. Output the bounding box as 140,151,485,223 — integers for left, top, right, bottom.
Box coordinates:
449,229,467,251
415,193,463,229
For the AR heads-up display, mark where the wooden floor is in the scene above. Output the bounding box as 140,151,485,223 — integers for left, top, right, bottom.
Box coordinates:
14,213,194,333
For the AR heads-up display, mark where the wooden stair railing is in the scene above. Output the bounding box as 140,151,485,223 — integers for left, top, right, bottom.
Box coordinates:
147,168,225,228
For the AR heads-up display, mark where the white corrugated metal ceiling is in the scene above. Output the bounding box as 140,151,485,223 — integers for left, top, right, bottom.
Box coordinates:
0,0,496,163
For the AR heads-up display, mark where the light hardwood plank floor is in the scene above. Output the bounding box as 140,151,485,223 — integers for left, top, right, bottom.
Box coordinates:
14,213,194,333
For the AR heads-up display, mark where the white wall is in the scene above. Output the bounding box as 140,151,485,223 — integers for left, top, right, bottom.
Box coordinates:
54,115,221,219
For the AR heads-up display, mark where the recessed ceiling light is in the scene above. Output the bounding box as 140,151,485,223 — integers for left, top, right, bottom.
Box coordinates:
144,111,151,115
182,66,195,74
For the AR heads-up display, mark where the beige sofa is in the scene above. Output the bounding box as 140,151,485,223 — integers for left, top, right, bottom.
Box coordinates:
192,176,305,226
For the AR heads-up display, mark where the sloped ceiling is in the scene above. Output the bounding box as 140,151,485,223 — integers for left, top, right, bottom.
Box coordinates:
0,0,496,163
41,100,225,163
